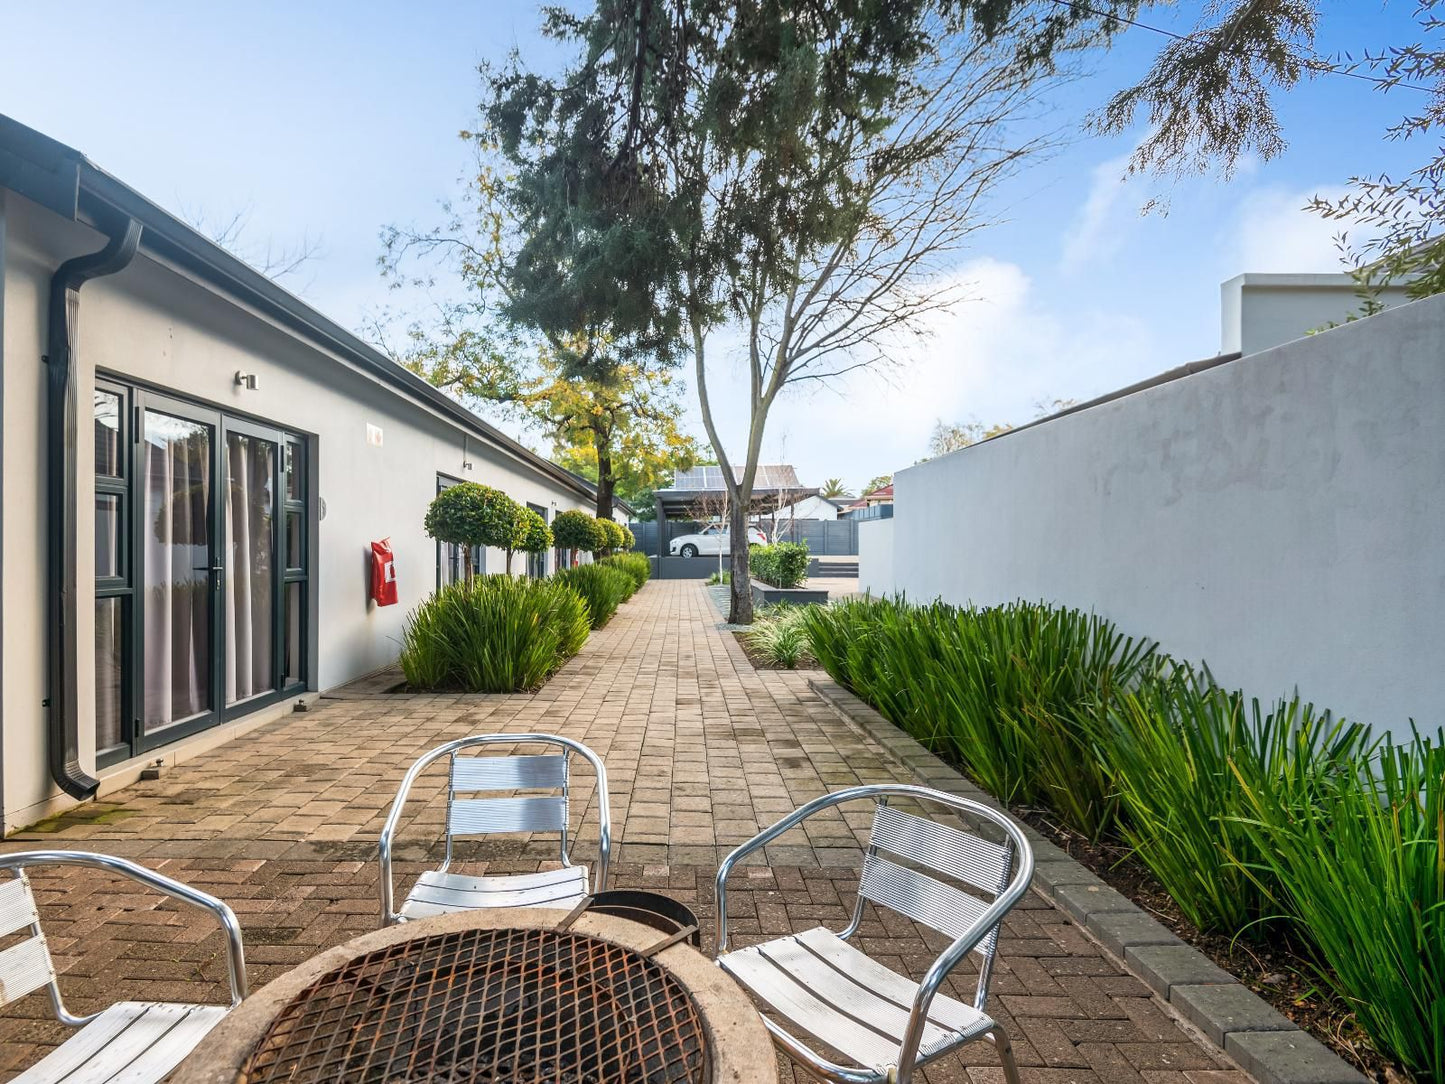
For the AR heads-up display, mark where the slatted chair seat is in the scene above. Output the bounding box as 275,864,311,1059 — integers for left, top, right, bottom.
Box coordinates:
720,927,995,1073
378,734,612,927
714,785,1035,1084
0,851,247,1084
399,864,590,919
12,1001,228,1084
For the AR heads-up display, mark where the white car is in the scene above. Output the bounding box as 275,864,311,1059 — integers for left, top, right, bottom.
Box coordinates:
670,523,766,557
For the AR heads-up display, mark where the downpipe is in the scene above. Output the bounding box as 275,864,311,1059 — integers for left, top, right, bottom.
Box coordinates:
45,217,142,800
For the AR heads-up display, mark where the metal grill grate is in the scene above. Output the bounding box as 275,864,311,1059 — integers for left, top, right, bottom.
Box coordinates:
239,927,709,1084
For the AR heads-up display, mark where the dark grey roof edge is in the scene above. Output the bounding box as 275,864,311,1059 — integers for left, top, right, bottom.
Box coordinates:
0,113,621,512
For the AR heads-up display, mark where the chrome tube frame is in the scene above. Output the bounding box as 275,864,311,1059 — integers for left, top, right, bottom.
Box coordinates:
377,733,612,925
713,784,1034,1084
0,850,248,1013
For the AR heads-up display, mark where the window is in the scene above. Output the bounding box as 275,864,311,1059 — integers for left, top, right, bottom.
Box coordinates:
89,378,312,767
435,475,483,588
94,384,131,764
281,439,309,692
526,503,549,578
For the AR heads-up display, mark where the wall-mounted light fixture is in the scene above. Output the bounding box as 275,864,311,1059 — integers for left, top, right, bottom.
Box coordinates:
461,435,474,472
234,370,259,391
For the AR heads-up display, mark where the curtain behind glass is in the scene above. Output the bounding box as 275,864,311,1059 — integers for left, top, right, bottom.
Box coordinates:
226,433,275,703
143,413,212,729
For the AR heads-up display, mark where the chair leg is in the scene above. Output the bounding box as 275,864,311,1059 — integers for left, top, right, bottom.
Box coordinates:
991,1024,1022,1084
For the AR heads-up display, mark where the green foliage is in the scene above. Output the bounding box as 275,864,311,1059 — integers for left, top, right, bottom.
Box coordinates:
518,508,553,554
597,518,628,555
803,598,1151,838
619,523,636,550
398,576,589,693
1105,668,1372,934
1234,728,1445,1082
706,570,731,585
553,564,632,628
742,605,815,669
552,509,603,555
422,483,525,571
803,593,1442,1077
598,552,649,594
748,542,810,589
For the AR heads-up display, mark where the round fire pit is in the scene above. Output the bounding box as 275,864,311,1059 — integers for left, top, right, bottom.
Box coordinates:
181,908,776,1084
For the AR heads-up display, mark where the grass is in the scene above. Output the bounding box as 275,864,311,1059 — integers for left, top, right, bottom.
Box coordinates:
553,563,634,628
597,552,650,596
800,594,1443,1079
399,575,589,693
740,604,815,668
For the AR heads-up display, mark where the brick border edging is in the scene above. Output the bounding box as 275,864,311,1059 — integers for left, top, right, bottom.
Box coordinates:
805,675,1368,1084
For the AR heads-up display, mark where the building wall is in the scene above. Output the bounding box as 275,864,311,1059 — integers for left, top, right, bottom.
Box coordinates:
890,295,1445,737
1221,273,1413,356
1,193,595,829
857,519,894,596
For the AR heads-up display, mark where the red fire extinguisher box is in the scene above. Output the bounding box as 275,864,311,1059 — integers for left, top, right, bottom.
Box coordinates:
370,538,399,606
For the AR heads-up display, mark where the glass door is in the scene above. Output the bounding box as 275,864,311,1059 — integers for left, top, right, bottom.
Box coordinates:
222,420,279,707
138,397,221,747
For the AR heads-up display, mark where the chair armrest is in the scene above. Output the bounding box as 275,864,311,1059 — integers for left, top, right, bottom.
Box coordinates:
0,850,248,1007
568,743,612,892
377,744,454,925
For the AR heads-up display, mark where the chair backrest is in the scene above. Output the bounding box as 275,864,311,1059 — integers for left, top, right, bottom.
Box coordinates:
859,800,1016,1009
0,872,58,1010
445,743,574,868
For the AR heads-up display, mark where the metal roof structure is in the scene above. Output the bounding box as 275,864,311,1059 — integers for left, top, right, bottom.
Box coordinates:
651,464,816,520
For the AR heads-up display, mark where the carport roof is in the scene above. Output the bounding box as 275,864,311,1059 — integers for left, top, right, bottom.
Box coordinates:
651,464,817,518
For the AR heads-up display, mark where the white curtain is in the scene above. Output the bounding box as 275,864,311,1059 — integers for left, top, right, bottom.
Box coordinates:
226,434,274,704
143,414,211,728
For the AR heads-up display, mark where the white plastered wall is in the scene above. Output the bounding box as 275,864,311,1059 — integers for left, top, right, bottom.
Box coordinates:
1,192,594,829
890,294,1445,737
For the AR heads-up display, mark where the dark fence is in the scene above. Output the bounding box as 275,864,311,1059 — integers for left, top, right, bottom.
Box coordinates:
628,517,858,557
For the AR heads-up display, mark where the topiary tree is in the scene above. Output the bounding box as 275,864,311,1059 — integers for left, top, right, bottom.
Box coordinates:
596,518,627,558
423,482,525,581
619,523,635,551
552,509,601,567
519,507,553,576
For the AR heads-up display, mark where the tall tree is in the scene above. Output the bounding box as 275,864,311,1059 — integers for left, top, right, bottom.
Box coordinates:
513,1,1082,622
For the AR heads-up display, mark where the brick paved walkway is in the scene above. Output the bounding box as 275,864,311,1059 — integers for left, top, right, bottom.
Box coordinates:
0,580,1247,1083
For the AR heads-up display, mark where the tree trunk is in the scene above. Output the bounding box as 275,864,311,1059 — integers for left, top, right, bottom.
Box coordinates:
728,499,754,624
594,445,615,520
505,548,515,575
462,546,474,583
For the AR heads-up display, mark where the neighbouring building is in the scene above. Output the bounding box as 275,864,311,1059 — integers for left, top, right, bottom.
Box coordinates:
1220,272,1413,356
0,115,621,831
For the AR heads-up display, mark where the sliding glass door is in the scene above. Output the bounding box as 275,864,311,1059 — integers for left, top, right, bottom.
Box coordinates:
96,381,309,767
140,397,220,745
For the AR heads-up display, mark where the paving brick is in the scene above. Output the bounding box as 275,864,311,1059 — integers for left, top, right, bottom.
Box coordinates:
1169,984,1295,1049
1124,945,1234,999
1087,911,1185,959
0,582,1258,1084
1224,1031,1369,1084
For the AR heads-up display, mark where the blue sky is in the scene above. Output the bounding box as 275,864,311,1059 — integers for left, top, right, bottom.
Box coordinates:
0,1,1421,493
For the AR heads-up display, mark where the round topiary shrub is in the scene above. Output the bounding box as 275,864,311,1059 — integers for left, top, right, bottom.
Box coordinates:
423,483,525,577
553,509,602,563
519,507,553,557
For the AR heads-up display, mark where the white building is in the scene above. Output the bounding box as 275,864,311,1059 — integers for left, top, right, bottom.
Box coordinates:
1221,272,1413,356
0,115,619,831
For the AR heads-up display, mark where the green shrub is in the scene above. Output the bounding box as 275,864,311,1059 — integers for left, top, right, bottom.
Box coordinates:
742,605,814,668
706,569,731,585
398,576,589,693
553,509,603,560
801,597,1152,838
518,507,553,557
597,518,628,556
423,483,525,578
749,541,810,588
620,524,636,550
554,564,632,628
1105,667,1372,934
598,552,649,594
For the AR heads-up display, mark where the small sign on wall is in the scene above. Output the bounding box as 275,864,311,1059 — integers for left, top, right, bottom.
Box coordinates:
366,422,384,448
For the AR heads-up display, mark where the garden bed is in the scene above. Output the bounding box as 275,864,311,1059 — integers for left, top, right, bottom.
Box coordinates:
731,629,821,671
1016,806,1395,1082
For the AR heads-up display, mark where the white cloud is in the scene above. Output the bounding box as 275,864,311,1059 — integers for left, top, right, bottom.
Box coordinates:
1059,153,1136,274
1231,185,1354,274
683,257,1157,491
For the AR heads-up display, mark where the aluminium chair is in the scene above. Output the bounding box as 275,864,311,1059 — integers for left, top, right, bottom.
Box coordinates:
714,784,1035,1084
378,733,611,926
0,850,247,1084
